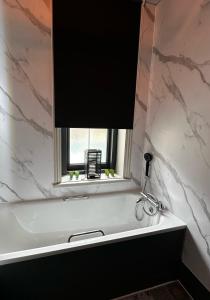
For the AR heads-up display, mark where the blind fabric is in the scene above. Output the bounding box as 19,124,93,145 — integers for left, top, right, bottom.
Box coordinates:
53,0,141,129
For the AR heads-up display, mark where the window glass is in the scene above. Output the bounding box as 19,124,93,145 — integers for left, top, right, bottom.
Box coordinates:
89,129,107,162
69,129,108,164
69,128,89,164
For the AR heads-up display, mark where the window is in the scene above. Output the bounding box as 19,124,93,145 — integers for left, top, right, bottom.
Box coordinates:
61,128,118,175
54,128,132,184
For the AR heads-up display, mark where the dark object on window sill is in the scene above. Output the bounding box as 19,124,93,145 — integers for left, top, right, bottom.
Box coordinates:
85,149,102,179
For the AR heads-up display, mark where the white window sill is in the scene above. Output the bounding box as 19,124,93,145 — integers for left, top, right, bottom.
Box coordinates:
53,173,131,187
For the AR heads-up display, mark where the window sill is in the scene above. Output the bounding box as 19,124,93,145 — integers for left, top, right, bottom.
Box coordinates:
53,174,131,187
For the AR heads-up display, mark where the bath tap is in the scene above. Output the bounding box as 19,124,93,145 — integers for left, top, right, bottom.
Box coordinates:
137,153,166,216
136,192,165,213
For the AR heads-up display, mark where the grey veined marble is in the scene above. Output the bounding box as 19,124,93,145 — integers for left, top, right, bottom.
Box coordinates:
0,1,155,202
143,0,210,292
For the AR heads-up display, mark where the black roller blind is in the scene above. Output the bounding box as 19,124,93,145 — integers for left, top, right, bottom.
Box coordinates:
53,0,141,129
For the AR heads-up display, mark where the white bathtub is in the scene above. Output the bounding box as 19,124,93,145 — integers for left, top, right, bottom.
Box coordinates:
0,190,185,265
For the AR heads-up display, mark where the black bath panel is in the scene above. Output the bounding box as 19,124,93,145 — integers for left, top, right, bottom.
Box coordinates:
0,229,185,300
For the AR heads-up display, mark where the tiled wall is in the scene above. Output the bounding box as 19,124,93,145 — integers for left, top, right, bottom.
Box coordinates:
144,0,210,291
0,1,154,201
131,4,155,184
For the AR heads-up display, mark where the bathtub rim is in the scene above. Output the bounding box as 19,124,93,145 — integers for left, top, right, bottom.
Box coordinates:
0,210,186,266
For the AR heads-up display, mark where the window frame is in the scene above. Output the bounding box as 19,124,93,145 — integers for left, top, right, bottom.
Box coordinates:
61,128,118,175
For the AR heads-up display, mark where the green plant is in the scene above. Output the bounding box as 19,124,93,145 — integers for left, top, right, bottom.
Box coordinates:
109,169,115,177
69,171,74,180
74,171,80,180
104,169,110,177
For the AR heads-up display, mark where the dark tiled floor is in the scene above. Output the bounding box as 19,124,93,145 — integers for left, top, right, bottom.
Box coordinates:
114,282,192,300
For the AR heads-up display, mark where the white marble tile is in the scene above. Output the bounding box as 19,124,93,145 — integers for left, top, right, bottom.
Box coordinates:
131,4,155,184
0,2,154,201
143,0,210,291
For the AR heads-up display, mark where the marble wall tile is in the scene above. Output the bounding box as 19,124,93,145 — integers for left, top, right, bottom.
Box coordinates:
144,0,210,291
131,4,155,184
0,1,154,202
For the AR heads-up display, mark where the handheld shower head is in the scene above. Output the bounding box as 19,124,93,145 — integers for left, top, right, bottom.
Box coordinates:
144,153,153,177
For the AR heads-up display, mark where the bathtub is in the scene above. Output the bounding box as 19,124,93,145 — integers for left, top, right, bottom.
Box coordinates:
0,190,185,266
